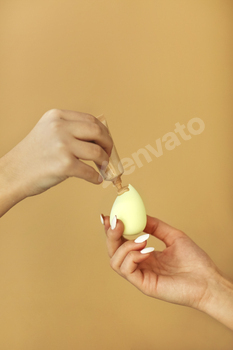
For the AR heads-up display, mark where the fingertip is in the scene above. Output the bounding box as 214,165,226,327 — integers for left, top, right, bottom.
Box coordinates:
97,173,104,184
103,215,110,229
98,159,109,173
143,215,159,234
100,214,105,225
115,218,125,233
74,161,104,185
140,247,155,254
107,217,124,240
110,215,124,232
134,233,150,243
110,215,117,230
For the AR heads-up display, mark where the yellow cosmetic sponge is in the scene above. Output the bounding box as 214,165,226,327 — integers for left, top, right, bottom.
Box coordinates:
110,184,147,235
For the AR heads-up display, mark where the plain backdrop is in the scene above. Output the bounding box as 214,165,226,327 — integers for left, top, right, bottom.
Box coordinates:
0,1,233,349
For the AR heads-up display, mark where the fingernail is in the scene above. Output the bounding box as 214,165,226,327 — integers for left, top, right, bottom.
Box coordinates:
101,160,109,171
98,174,103,183
134,234,150,243
140,247,155,254
111,215,117,230
100,214,104,225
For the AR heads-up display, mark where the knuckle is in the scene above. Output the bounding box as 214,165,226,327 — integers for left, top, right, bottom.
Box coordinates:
45,108,62,119
120,265,128,276
50,119,64,135
91,144,103,159
85,114,96,123
55,137,68,153
62,154,73,170
110,258,117,271
54,148,73,175
91,122,103,138
127,251,135,260
61,159,74,176
43,111,64,137
174,229,185,239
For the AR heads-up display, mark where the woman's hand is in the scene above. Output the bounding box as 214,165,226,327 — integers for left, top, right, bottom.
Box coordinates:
0,109,113,216
102,214,233,330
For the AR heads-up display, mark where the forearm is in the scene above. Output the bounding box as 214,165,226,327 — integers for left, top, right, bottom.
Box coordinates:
199,270,233,330
0,152,27,217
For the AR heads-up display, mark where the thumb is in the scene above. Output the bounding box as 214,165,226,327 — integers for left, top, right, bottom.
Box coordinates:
103,215,127,258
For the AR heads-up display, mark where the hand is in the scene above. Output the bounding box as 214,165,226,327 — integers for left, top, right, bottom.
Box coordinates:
103,214,216,308
102,214,233,330
1,109,113,195
0,109,113,216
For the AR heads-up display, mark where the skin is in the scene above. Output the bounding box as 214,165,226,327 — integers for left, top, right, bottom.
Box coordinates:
0,109,113,217
1,110,232,330
102,214,233,331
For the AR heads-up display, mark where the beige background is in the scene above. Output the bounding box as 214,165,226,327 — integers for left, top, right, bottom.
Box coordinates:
0,0,233,349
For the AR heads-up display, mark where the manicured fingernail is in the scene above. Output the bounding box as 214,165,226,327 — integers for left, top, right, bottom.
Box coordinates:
140,247,155,254
134,234,150,243
100,214,104,225
111,215,117,230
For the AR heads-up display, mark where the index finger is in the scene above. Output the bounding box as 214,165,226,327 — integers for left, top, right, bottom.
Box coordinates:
102,215,127,258
60,110,113,156
59,110,97,123
144,215,184,247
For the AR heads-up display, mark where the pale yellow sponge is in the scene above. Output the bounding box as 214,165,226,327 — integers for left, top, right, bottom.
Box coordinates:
110,184,147,235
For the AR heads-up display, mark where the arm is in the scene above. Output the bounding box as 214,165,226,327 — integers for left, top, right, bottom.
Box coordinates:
200,270,233,330
0,153,27,217
101,214,233,330
0,109,113,217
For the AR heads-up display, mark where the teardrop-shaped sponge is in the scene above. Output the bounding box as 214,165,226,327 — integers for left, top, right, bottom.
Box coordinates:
110,184,147,235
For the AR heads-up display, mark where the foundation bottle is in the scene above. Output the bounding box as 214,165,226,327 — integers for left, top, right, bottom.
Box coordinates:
96,115,129,195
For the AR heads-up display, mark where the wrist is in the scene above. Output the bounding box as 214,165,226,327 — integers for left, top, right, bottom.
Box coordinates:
198,268,233,330
0,152,28,217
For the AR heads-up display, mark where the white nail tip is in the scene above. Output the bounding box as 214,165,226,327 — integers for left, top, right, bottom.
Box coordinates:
134,234,150,243
100,214,104,225
140,247,155,254
111,215,117,230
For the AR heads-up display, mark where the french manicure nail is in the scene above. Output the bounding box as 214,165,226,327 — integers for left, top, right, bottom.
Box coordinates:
134,234,150,243
100,214,104,225
111,215,117,230
140,247,155,254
